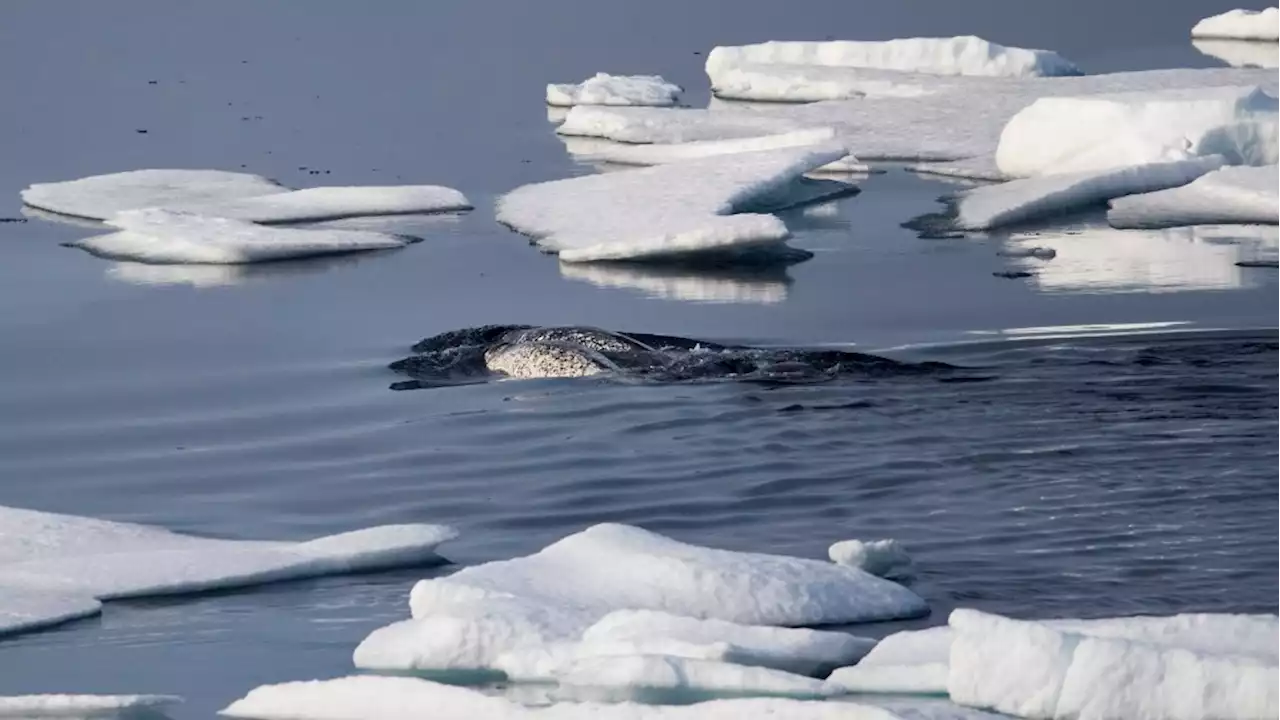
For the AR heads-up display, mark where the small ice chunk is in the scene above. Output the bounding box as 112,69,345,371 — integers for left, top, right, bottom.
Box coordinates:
1192,8,1280,41
0,504,455,638
995,86,1278,177
0,693,181,718
547,73,682,107
554,655,836,701
997,245,1057,260
951,157,1226,230
21,169,469,222
705,37,1080,81
1194,38,1280,68
582,609,875,676
70,209,415,264
564,129,868,173
497,142,855,262
1108,163,1279,228
828,539,915,580
948,609,1279,720
223,675,888,720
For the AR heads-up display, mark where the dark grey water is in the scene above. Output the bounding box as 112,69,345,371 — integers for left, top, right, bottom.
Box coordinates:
0,1,1276,717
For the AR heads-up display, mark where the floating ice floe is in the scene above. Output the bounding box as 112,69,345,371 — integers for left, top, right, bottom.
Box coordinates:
0,693,181,718
0,504,455,637
557,68,1277,175
547,73,682,107
21,169,469,223
224,675,982,720
69,209,417,264
554,655,835,702
828,626,952,695
1194,38,1280,68
946,157,1226,231
354,523,925,674
949,609,1279,720
828,539,914,580
1192,8,1280,41
496,141,856,262
562,128,868,173
994,86,1278,177
1108,164,1280,229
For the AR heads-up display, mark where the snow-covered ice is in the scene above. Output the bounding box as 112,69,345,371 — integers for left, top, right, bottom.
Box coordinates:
355,523,925,673
497,142,855,262
0,694,181,718
558,68,1277,174
948,157,1226,231
705,37,1081,85
0,504,455,637
828,540,915,580
1192,8,1279,41
553,655,835,702
826,626,953,695
1108,164,1279,228
1195,38,1280,68
69,209,416,264
547,73,682,107
562,129,868,173
948,609,1279,720
21,169,470,222
994,86,1278,177
224,674,980,720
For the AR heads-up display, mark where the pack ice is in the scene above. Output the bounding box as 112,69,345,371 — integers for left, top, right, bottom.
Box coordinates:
547,73,682,107
1108,164,1280,229
828,610,1279,720
0,504,456,637
354,523,924,681
0,694,181,718
1191,8,1280,41
496,141,856,262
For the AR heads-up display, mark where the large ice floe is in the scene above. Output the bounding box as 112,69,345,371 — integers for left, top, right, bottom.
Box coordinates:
0,693,181,718
829,610,1279,720
496,141,856,262
353,523,924,677
224,675,994,720
20,169,469,223
70,209,416,264
1191,8,1280,41
0,504,455,637
547,73,682,107
1108,164,1280,229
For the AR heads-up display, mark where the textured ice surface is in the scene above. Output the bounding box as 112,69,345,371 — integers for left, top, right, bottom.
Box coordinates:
547,73,682,107
563,129,868,173
497,142,853,262
356,523,924,673
994,86,1278,176
1192,8,1279,40
21,169,469,222
0,504,455,637
559,68,1276,174
69,209,415,264
950,157,1226,230
705,37,1080,84
1195,38,1280,68
828,539,915,580
948,609,1279,720
223,674,976,720
0,693,181,718
1108,164,1279,228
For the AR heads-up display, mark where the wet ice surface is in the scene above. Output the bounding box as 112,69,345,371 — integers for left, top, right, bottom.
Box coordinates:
0,1,1277,718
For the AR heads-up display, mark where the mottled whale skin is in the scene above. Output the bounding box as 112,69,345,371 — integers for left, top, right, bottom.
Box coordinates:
390,325,956,389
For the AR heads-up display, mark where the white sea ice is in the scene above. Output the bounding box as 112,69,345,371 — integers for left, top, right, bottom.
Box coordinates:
0,693,181,718
994,86,1278,177
1192,8,1280,41
1108,164,1279,228
70,209,415,264
1194,38,1280,68
21,169,470,222
948,609,1279,720
356,523,925,673
950,157,1226,231
561,129,868,173
826,626,953,695
828,539,914,580
705,37,1081,84
0,504,455,637
554,655,835,702
497,142,854,262
547,73,682,107
223,675,938,720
